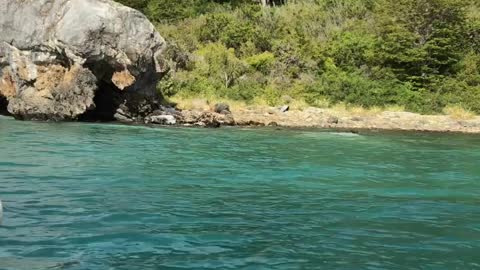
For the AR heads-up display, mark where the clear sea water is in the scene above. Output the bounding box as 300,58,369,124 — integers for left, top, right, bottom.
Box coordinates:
1,115,480,270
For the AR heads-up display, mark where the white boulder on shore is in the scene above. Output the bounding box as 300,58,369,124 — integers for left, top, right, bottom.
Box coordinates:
0,0,166,121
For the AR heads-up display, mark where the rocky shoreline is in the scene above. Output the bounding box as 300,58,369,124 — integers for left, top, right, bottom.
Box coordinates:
2,100,480,134
107,102,480,134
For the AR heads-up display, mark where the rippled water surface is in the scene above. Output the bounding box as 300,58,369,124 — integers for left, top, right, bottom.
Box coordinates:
1,116,480,269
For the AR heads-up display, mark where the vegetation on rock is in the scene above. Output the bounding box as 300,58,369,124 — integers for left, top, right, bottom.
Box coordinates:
117,0,480,114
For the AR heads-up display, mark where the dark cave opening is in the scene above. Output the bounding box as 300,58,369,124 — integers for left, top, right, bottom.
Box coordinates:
0,95,10,116
78,79,123,122
78,60,124,122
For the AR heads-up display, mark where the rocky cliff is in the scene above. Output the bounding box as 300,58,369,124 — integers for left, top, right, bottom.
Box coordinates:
0,0,166,121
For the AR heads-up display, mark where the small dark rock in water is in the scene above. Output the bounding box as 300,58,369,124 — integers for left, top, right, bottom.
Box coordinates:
268,122,279,127
327,116,339,124
279,105,290,113
214,103,230,114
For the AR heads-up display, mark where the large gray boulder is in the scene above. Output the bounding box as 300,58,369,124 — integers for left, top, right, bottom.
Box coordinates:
0,0,166,121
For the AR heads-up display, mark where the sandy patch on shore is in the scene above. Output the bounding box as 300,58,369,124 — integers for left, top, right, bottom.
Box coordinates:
230,107,480,133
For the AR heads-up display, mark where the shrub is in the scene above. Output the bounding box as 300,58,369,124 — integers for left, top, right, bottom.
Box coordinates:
119,0,479,114
245,52,275,73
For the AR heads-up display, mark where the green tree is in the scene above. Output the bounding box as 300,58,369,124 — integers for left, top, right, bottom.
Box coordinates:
375,0,467,87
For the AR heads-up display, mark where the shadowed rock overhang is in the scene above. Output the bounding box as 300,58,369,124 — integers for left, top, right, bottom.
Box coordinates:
0,0,167,121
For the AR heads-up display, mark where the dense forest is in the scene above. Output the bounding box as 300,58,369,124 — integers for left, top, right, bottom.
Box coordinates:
116,0,480,114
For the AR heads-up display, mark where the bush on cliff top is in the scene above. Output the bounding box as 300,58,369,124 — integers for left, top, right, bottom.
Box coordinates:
116,0,480,114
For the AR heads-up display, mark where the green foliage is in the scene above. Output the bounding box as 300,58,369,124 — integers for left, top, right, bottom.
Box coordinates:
116,0,480,113
374,0,467,87
304,58,406,107
165,43,262,101
326,30,376,69
245,52,275,73
199,13,235,43
196,43,248,88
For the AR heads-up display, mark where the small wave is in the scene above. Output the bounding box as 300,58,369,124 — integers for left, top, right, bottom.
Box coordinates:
327,132,362,137
297,131,363,138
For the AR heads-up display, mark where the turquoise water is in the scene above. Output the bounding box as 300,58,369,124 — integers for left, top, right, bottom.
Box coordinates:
1,116,480,270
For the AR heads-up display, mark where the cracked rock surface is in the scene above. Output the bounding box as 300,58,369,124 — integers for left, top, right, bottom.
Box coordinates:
0,0,166,121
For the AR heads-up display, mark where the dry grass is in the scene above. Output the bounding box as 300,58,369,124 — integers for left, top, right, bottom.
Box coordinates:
169,96,254,113
170,95,313,113
330,103,349,116
169,95,446,120
329,103,382,117
288,99,310,111
170,97,211,111
347,105,382,117
309,98,331,109
443,105,476,120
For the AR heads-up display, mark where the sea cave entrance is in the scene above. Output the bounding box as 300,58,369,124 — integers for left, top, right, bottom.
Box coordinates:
78,61,124,122
78,79,123,122
0,95,10,116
